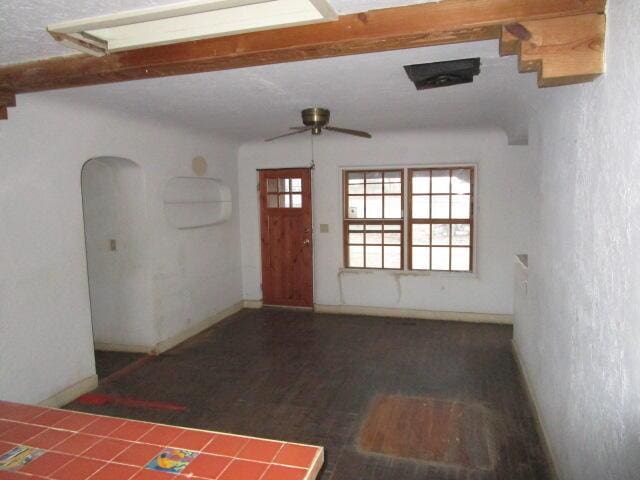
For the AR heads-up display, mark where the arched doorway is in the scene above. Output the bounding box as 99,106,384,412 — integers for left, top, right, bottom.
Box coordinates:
81,157,153,378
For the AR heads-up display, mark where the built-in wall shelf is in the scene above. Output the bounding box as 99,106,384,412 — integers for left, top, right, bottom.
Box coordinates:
163,177,231,229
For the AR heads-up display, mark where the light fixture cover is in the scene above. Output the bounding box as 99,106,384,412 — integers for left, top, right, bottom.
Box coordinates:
48,0,337,56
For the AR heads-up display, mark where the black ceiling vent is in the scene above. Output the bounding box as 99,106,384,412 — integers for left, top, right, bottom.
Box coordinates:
404,58,481,90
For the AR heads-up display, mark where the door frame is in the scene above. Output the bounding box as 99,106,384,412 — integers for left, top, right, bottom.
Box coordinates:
258,167,314,308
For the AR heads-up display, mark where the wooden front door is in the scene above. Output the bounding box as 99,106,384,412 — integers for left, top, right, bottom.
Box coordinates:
259,168,313,307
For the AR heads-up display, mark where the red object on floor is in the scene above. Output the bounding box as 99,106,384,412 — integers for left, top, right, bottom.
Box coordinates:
0,400,323,480
75,394,187,412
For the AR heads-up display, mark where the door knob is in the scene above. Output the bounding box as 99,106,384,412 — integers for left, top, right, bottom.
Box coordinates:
303,239,311,246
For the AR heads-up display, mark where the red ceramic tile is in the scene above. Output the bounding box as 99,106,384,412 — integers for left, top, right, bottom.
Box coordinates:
0,421,18,436
0,470,34,479
24,428,73,450
138,425,184,446
170,430,215,452
30,410,71,427
52,433,101,455
82,438,131,461
261,465,307,480
49,457,105,480
114,443,162,466
217,459,268,480
20,452,74,477
88,463,140,480
182,453,231,479
0,424,45,444
0,403,47,423
53,413,97,432
274,444,318,468
203,435,249,457
0,441,16,455
131,469,173,480
237,439,283,463
81,417,126,436
110,421,155,441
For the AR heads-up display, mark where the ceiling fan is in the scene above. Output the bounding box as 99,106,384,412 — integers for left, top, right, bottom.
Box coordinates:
265,107,372,142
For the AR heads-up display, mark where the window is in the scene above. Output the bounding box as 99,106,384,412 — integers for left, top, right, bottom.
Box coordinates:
344,170,403,269
343,167,474,272
266,177,302,208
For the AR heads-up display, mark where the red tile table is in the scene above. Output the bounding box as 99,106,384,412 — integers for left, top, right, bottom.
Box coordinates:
0,401,323,480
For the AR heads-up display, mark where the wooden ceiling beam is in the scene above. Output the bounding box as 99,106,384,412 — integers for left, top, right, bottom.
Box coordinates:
0,0,606,95
500,13,606,87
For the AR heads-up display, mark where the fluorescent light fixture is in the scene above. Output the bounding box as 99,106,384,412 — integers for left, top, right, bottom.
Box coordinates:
48,0,338,56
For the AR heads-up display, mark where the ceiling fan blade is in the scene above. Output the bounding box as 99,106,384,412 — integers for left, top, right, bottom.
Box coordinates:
265,127,311,142
325,126,372,139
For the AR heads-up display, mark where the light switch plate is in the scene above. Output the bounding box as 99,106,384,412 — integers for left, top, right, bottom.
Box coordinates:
319,224,330,233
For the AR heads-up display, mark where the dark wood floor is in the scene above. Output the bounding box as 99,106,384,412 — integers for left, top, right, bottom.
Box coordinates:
69,308,551,480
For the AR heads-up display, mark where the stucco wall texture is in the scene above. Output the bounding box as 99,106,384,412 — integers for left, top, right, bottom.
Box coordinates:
514,1,640,479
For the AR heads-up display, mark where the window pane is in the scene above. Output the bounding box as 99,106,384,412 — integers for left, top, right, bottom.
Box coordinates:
412,195,430,219
432,170,450,193
266,179,278,193
366,195,383,218
432,247,450,270
451,247,471,271
384,171,402,193
384,246,401,269
348,172,365,194
412,170,430,194
348,196,364,218
452,224,471,245
349,224,364,231
267,194,278,208
432,195,450,219
291,178,302,193
384,232,401,245
366,172,383,195
349,232,364,244
412,224,430,246
366,232,382,244
366,246,383,268
452,169,471,194
291,194,302,208
349,245,364,268
279,194,290,208
412,247,430,270
432,224,450,245
384,195,402,218
451,194,470,219
278,178,290,192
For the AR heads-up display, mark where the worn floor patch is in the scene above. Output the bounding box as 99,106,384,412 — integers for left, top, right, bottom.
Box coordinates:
358,395,496,471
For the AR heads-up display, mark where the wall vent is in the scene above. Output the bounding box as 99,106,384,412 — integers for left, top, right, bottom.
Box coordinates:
404,58,481,90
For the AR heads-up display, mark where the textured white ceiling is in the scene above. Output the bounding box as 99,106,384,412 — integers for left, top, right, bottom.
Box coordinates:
39,40,536,144
0,0,437,65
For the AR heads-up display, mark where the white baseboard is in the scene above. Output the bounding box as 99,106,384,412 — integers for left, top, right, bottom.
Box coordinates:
511,340,560,480
314,303,513,325
154,301,244,354
243,299,263,309
93,342,154,354
38,375,98,408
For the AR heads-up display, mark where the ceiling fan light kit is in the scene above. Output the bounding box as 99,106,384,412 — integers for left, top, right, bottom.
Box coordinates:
265,107,372,142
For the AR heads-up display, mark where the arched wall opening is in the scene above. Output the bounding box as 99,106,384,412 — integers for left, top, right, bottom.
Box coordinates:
81,156,154,361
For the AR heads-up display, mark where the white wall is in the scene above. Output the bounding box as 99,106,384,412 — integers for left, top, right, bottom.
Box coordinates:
514,1,640,478
0,94,242,404
82,157,154,348
239,128,534,316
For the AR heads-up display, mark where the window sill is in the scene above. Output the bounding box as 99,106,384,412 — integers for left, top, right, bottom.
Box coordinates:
338,268,479,279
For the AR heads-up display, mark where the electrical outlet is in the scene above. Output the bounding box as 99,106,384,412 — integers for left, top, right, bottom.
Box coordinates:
320,224,330,233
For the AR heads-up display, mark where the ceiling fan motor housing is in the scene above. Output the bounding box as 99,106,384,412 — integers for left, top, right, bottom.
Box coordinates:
302,107,330,134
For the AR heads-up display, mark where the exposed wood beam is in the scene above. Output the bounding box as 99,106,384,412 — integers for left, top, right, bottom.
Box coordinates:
0,89,16,120
500,13,606,87
0,0,606,95
0,106,7,120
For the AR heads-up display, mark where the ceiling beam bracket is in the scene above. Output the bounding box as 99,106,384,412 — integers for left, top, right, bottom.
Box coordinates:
500,13,606,87
0,89,16,121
